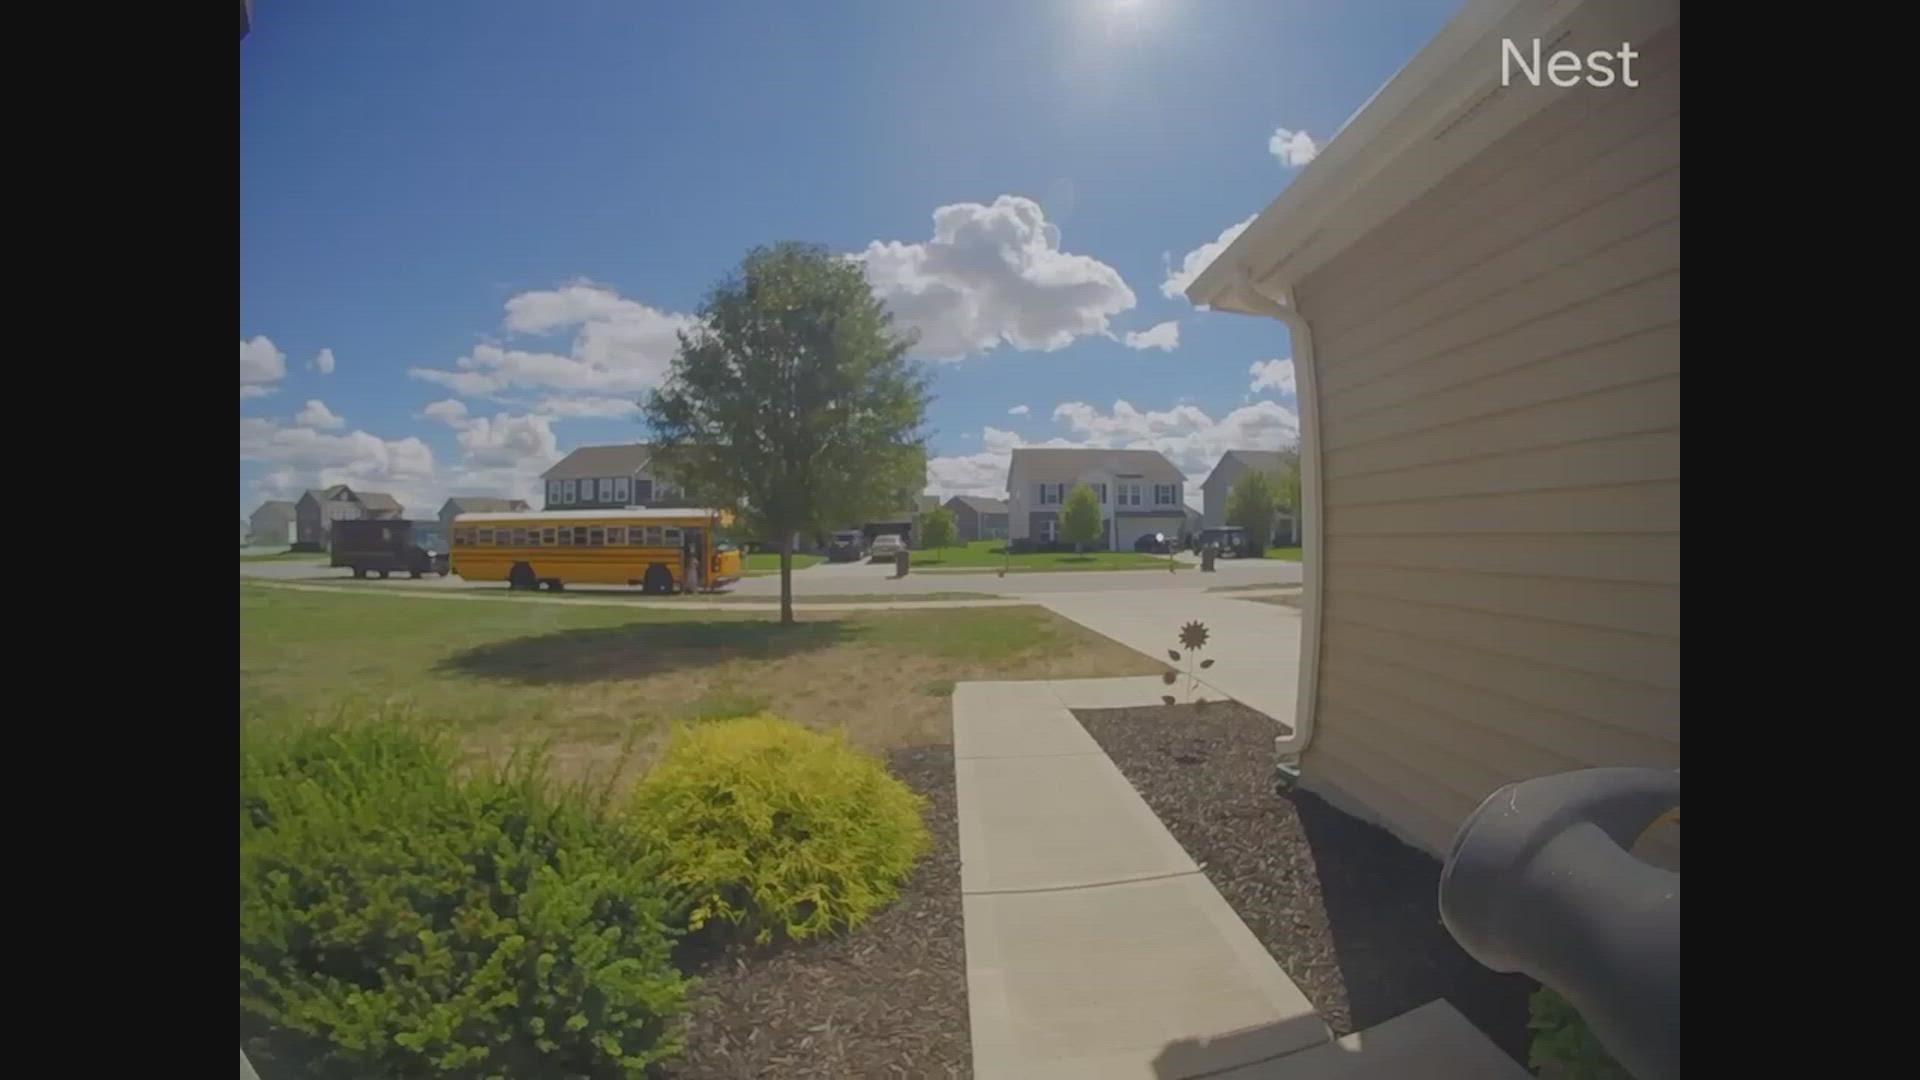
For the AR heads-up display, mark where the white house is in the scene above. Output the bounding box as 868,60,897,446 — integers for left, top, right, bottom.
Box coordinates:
1006,448,1187,550
1185,0,1679,863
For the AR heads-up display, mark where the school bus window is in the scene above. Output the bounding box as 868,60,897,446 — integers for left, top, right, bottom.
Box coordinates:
543,528,557,546
526,529,541,547
588,528,605,547
573,527,590,546
630,527,648,546
454,530,470,546
644,526,664,545
477,529,494,546
558,528,572,546
607,527,625,545
664,528,682,544
516,528,531,546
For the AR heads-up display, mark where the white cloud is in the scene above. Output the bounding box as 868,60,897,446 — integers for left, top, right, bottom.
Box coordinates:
1162,215,1255,301
240,336,287,396
1269,127,1321,167
925,400,1300,500
241,417,437,511
1008,404,1030,416
311,348,336,375
422,399,470,426
856,195,1137,360
533,395,640,419
1121,320,1180,351
1249,358,1296,396
410,281,694,406
294,400,346,430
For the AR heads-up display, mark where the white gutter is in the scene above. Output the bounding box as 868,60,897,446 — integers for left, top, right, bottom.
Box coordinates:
1229,269,1325,774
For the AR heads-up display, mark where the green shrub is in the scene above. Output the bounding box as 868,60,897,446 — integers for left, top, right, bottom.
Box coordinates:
239,717,690,1078
1528,988,1634,1080
627,714,930,945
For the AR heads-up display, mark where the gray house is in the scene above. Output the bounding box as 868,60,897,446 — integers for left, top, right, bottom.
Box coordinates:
294,485,403,548
540,444,686,510
438,496,530,528
248,500,297,548
1006,448,1187,550
944,495,1009,542
1201,449,1300,544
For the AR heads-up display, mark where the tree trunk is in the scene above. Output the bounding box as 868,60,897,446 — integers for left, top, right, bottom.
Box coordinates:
779,531,795,625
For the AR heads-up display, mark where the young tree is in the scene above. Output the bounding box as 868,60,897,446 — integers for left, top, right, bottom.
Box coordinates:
1225,469,1280,556
1274,456,1302,546
1060,482,1104,553
643,242,931,624
918,506,957,556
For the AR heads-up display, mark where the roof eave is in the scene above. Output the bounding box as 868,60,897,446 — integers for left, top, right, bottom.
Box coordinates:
1187,0,1670,311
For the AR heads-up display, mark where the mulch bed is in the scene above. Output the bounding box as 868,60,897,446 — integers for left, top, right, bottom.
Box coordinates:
1074,701,1536,1067
663,745,970,1079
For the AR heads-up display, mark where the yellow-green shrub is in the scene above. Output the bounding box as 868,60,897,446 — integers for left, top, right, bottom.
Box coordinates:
628,715,929,944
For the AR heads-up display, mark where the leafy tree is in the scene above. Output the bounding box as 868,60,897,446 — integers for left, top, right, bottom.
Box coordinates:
1226,469,1280,556
1060,482,1104,553
918,506,957,555
643,242,931,624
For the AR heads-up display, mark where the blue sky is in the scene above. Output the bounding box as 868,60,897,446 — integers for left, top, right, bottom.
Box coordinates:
240,0,1462,519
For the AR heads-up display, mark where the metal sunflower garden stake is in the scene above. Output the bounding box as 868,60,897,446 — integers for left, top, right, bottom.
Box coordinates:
1162,619,1215,706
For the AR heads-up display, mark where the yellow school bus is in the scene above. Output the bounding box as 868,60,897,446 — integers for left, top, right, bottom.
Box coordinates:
448,508,744,593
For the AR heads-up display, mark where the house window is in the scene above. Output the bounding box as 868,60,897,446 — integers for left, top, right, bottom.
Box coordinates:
596,479,613,502
635,479,654,503
548,481,562,505
1092,483,1107,504
561,480,577,504
614,477,630,503
1040,519,1058,541
1118,484,1142,507
1038,483,1064,506
1155,483,1177,505
607,526,625,545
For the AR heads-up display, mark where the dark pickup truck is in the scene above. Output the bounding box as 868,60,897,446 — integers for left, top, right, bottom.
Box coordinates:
330,519,448,580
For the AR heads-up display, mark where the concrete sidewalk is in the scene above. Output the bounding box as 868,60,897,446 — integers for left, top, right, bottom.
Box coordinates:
1035,593,1303,729
953,676,1531,1079
955,678,1329,1078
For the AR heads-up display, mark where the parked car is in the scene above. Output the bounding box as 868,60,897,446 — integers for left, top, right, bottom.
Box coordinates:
868,533,906,562
826,530,866,563
1194,526,1251,558
1132,531,1172,554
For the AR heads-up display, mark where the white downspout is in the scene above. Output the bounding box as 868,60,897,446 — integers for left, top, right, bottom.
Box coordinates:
1232,270,1325,779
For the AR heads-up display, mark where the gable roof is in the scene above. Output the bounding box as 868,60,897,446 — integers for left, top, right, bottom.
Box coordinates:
946,495,1008,515
300,484,355,504
1008,447,1184,484
1204,449,1298,488
356,492,402,513
441,496,529,514
251,499,296,517
542,444,654,481
917,495,942,515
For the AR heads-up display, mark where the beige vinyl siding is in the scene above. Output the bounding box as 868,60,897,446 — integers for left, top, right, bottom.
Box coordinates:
1293,26,1680,857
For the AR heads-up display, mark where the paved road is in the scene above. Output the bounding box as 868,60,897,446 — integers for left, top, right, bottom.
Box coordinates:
239,555,1301,596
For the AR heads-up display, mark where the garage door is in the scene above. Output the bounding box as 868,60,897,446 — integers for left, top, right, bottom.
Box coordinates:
1114,516,1184,550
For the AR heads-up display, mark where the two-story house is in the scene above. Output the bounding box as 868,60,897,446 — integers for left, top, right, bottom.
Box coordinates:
1005,448,1188,550
294,485,404,548
1200,449,1299,544
539,444,687,510
437,496,530,529
248,500,297,548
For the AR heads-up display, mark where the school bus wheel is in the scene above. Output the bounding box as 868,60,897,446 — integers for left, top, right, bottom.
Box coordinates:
507,562,538,591
642,564,673,595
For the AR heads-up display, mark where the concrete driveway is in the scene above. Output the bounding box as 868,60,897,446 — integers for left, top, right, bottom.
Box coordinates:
1036,591,1302,728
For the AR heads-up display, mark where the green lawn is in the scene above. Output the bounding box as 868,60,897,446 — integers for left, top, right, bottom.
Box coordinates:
743,551,823,573
240,582,1160,778
1263,547,1303,561
239,549,327,563
909,539,1182,572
